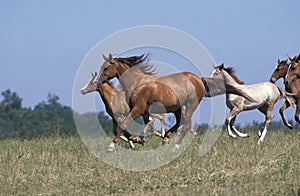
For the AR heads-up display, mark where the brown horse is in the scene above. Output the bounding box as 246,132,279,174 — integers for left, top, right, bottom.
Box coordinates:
81,72,166,148
96,54,254,151
285,54,300,86
269,58,300,128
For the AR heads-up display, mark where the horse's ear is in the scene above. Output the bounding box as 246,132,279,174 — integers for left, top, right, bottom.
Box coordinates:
288,55,293,61
102,53,109,61
277,59,280,64
296,54,300,62
211,63,216,69
95,71,98,76
108,53,113,62
91,72,94,77
220,63,224,69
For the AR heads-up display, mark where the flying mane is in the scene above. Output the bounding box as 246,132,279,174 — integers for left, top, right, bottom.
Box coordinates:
114,53,157,75
217,65,245,85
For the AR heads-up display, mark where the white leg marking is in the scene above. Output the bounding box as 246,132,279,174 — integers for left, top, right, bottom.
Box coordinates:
120,135,128,142
107,142,116,151
258,127,267,144
175,144,180,149
232,126,249,138
228,123,237,138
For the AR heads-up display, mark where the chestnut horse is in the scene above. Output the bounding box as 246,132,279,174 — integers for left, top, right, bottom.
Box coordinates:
269,58,300,128
81,72,166,148
285,54,300,86
211,64,294,144
96,53,253,151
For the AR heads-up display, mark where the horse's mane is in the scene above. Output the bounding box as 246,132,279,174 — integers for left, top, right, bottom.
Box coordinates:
114,53,157,75
217,65,245,85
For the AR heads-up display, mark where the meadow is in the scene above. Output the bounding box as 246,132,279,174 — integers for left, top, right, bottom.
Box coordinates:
0,129,299,195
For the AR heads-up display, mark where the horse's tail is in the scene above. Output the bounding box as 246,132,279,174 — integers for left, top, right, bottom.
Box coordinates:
201,77,226,97
201,77,255,101
277,87,296,107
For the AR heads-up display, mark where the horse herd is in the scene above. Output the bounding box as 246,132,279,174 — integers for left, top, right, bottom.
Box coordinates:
81,53,300,151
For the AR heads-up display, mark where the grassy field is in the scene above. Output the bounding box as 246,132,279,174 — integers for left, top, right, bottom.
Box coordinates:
0,129,300,195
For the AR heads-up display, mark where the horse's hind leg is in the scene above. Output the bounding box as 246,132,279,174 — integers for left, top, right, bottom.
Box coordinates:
162,109,182,145
279,101,293,129
294,101,300,124
160,116,165,138
175,106,195,148
230,116,249,138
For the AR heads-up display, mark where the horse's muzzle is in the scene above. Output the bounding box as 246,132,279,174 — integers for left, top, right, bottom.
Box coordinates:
269,77,276,83
284,79,292,88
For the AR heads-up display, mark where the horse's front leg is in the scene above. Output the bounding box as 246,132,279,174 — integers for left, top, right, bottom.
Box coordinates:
230,116,249,138
108,108,143,151
258,108,274,144
226,108,241,139
294,101,300,124
115,117,135,149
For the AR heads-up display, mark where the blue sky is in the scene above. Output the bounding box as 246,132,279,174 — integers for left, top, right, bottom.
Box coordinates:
1,1,299,124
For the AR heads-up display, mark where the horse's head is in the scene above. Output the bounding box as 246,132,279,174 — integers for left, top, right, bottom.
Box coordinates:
96,53,121,87
210,63,224,79
269,59,289,83
81,71,99,95
96,53,153,87
210,63,244,84
285,54,300,87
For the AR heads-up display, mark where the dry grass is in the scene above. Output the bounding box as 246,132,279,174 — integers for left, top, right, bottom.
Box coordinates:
0,129,300,195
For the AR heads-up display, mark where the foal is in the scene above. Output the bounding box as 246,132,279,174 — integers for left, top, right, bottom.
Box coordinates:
211,64,294,144
269,59,300,128
81,72,166,148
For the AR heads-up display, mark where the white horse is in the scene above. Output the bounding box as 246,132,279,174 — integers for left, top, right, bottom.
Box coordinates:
211,64,294,144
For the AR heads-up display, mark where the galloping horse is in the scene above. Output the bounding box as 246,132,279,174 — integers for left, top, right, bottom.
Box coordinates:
211,64,294,144
81,72,166,148
269,58,300,128
96,53,254,151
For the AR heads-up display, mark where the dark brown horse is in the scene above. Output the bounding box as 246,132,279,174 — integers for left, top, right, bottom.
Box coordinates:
270,58,300,128
96,54,253,151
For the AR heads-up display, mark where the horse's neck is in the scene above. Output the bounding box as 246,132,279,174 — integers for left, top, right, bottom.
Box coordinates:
97,84,114,113
289,79,300,93
118,68,145,94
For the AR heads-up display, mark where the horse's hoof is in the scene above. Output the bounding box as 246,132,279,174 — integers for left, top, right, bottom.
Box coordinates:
137,137,145,146
175,144,180,149
107,142,116,152
286,124,293,130
162,138,170,145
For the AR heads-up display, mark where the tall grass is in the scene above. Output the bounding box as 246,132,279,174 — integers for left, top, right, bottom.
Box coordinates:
0,129,299,195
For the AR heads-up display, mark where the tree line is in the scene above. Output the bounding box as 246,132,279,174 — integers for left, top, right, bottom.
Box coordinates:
0,89,296,140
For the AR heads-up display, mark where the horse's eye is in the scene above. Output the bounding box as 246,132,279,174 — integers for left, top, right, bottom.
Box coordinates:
291,66,296,71
109,61,115,65
275,68,280,71
103,66,109,71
